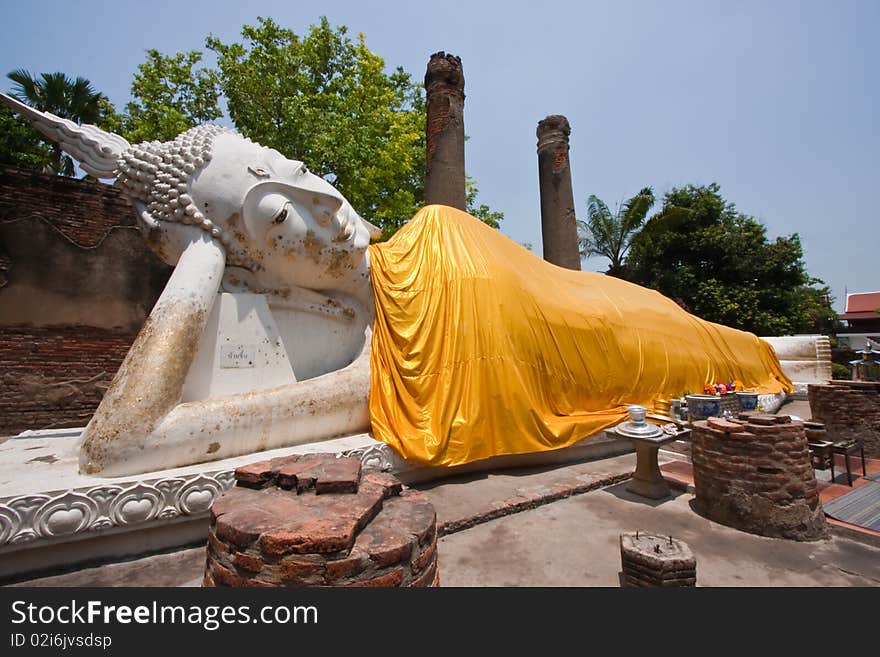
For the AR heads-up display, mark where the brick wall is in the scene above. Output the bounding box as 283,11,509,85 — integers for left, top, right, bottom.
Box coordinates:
0,164,136,245
691,415,827,541
0,325,135,434
808,381,880,458
0,165,170,436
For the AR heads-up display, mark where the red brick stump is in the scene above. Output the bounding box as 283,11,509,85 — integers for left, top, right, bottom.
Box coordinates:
691,416,828,541
203,454,439,587
620,533,696,587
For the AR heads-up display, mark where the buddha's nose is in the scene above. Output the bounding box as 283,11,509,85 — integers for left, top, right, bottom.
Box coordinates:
330,204,359,243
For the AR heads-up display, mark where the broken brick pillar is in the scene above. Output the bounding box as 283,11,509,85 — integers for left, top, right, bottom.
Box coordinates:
536,115,581,270
424,51,467,210
691,415,828,541
204,454,439,587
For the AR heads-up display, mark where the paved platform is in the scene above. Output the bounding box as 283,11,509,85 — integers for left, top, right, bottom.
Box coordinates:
5,451,878,587
437,480,879,586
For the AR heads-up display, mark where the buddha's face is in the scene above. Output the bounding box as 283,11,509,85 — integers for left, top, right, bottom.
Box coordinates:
188,132,377,292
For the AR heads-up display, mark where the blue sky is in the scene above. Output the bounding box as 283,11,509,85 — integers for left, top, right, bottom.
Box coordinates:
2,0,877,313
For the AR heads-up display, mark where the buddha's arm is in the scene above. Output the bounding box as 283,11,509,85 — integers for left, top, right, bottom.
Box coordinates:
81,336,370,477
149,337,370,473
78,235,226,475
79,222,372,477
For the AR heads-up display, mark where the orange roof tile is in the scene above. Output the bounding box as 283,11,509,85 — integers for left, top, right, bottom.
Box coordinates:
844,292,880,314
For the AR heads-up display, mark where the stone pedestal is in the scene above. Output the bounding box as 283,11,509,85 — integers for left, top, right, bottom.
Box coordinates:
536,115,580,270
619,532,696,587
424,52,466,210
625,434,677,499
203,454,439,587
691,416,828,541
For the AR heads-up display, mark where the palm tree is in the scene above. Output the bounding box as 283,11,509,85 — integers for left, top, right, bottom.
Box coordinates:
6,70,108,175
577,187,655,278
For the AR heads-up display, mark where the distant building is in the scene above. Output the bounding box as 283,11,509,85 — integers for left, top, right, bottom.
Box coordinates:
837,291,880,349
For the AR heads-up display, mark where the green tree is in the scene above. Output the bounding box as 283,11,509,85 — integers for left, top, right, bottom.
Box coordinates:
577,187,654,277
123,50,222,143
465,177,502,229
625,183,834,335
205,17,425,237
6,70,115,175
205,16,501,238
831,362,851,380
0,104,51,171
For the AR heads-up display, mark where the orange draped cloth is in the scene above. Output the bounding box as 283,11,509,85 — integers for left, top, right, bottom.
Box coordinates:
368,205,792,467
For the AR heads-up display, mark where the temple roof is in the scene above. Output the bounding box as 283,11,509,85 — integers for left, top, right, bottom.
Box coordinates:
840,291,880,321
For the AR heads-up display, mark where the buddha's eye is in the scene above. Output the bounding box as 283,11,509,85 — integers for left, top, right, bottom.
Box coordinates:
250,192,293,234
248,165,270,178
272,205,288,224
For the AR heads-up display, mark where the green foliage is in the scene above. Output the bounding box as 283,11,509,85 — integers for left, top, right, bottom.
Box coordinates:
123,50,221,143
204,16,499,237
6,69,117,175
205,16,427,238
8,70,105,122
465,177,503,229
0,104,51,171
831,362,851,380
577,187,654,277
857,364,880,381
6,17,502,235
625,183,835,335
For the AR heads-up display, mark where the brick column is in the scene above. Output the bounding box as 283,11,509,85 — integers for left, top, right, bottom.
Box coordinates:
424,52,466,210
536,115,581,270
691,415,827,541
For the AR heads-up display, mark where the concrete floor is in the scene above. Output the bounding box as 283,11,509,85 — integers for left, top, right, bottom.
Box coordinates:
7,451,879,588
438,482,879,586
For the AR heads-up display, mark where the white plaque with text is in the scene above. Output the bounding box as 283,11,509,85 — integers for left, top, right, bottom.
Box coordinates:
220,344,256,369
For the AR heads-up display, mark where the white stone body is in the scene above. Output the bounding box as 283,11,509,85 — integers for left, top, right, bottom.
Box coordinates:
761,335,833,399
0,92,810,480
72,130,379,477
181,293,296,401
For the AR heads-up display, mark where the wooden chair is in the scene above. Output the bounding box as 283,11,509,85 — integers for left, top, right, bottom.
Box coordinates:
807,440,834,472
831,440,867,487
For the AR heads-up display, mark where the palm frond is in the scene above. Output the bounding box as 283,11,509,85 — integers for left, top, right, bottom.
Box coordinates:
620,187,655,233
582,194,616,260
7,69,42,107
582,188,654,269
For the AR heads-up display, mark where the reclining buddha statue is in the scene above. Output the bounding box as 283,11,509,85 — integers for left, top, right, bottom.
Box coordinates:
1,92,793,477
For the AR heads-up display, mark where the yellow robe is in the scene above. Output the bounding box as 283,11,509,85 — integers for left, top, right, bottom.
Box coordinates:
368,205,792,467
